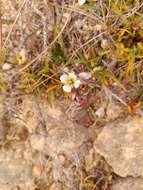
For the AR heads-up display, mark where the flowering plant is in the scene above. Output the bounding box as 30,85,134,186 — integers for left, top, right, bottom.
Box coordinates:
60,73,81,93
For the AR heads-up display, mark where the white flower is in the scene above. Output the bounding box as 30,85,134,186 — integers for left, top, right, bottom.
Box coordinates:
2,63,12,71
95,107,105,117
78,0,86,6
101,39,108,49
60,73,81,93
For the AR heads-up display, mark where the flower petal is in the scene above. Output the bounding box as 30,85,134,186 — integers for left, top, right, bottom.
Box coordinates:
60,74,68,84
2,63,12,71
74,80,81,88
68,73,77,80
78,0,86,5
63,84,72,93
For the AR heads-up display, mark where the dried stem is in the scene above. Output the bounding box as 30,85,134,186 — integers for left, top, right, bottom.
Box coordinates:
0,1,2,51
2,0,28,49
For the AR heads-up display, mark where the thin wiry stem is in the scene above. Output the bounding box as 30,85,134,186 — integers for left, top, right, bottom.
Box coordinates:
2,0,28,49
0,1,2,51
68,31,106,63
19,13,71,73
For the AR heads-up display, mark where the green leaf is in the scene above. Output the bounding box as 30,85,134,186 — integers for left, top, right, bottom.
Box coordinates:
51,43,65,62
47,88,54,106
127,50,135,76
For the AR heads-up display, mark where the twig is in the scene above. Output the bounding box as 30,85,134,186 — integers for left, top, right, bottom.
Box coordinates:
105,87,128,106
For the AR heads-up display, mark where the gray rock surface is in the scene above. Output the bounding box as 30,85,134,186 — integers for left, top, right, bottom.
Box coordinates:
95,116,143,177
112,177,143,190
0,148,34,190
15,95,91,160
0,95,91,189
0,158,32,185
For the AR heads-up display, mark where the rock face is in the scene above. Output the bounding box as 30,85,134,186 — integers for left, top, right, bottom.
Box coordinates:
95,116,143,177
0,151,32,185
112,177,143,190
15,95,91,161
0,95,91,189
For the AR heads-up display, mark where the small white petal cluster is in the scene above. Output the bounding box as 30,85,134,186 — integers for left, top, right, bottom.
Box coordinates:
78,0,86,6
2,63,12,71
60,73,81,93
101,39,108,49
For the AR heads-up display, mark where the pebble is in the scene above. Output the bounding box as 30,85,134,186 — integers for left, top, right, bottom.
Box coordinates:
32,164,44,177
49,182,63,190
101,39,108,49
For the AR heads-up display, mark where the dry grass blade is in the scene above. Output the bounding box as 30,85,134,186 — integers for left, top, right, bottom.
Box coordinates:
2,0,28,49
31,73,58,90
19,14,71,73
68,31,106,63
0,2,2,51
49,3,104,23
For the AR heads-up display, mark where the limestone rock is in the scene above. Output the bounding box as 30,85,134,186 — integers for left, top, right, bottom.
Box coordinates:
45,119,90,159
106,101,121,121
95,116,143,177
0,94,93,189
0,151,32,187
112,177,143,190
6,95,92,184
15,95,91,161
